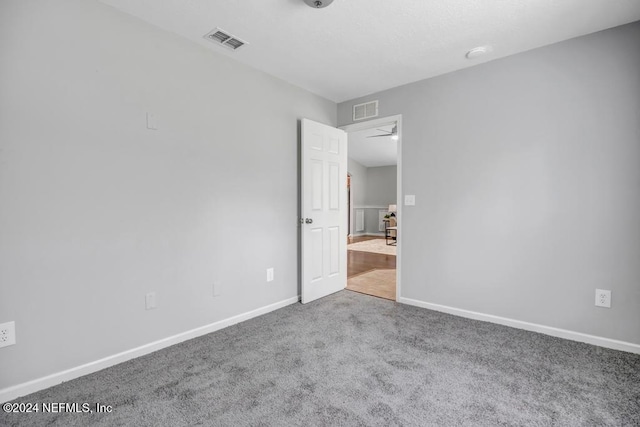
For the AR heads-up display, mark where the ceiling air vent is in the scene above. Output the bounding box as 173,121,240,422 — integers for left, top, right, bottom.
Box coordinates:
204,28,248,51
353,100,379,121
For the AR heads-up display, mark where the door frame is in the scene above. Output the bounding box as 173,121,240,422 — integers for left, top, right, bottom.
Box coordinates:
347,173,352,237
340,114,403,302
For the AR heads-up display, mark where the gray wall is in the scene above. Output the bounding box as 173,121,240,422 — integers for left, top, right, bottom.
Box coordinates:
347,160,397,235
338,22,640,344
0,0,335,389
362,166,397,234
347,158,369,235
348,158,367,207
365,166,397,207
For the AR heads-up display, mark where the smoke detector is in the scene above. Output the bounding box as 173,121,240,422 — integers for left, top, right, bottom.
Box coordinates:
304,0,334,8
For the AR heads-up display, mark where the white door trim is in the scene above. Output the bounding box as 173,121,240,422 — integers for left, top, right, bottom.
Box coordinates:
340,114,403,302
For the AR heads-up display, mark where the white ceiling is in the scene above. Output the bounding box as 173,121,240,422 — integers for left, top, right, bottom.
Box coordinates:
348,125,397,168
101,0,640,103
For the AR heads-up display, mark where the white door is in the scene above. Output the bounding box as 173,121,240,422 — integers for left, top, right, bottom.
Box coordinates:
301,118,347,304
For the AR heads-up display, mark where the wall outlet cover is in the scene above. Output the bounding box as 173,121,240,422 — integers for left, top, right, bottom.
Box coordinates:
0,321,16,348
595,289,611,308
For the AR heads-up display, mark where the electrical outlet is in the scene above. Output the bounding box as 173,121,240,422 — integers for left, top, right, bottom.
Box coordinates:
266,268,274,282
146,112,158,130
595,289,611,308
0,321,16,348
145,292,157,310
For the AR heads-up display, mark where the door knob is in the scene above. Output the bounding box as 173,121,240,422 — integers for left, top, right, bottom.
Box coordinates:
305,218,313,224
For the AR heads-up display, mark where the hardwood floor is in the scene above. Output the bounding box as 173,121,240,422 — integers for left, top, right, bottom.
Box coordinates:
347,247,396,277
347,269,396,300
347,236,396,300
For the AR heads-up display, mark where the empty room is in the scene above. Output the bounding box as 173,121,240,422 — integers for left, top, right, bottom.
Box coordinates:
1,0,639,425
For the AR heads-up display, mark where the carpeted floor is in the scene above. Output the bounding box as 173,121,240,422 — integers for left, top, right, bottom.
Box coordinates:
347,239,396,256
2,291,639,426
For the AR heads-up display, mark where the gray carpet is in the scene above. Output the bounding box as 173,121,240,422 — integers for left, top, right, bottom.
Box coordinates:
2,290,639,426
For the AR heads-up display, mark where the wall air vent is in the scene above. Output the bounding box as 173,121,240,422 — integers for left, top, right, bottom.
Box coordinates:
204,28,248,51
353,100,379,121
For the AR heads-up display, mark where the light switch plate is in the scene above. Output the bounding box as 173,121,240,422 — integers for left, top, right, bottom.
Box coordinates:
146,112,158,130
404,195,416,206
145,292,157,310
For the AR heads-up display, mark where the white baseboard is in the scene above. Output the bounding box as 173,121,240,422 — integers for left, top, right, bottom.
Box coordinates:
0,295,300,403
399,297,640,355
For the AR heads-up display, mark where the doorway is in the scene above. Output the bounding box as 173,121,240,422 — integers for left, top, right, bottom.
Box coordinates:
341,115,402,302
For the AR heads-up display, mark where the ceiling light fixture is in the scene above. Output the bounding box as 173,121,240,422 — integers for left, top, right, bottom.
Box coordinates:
303,0,334,9
466,45,493,59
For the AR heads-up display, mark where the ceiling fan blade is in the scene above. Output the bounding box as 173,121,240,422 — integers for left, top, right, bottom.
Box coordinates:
367,128,393,138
